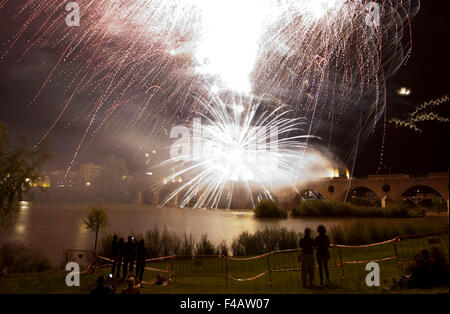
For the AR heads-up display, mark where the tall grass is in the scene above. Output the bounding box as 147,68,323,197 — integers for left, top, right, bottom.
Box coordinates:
194,234,216,255
254,200,287,218
329,222,449,245
0,243,53,274
181,233,195,256
292,200,424,218
98,232,115,258
216,240,229,256
98,221,448,258
230,227,299,256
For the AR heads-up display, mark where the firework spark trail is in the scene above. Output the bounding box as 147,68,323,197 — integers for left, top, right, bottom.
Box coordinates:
389,95,449,133
157,94,328,209
1,0,419,200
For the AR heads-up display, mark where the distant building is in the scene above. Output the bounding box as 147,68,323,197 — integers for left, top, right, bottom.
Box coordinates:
79,163,102,186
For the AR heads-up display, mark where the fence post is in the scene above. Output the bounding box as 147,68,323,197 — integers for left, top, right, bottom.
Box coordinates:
338,247,345,279
225,257,228,287
393,237,402,274
171,255,176,282
267,254,272,285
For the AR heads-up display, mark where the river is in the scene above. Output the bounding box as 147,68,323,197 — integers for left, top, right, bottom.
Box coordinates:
0,201,444,264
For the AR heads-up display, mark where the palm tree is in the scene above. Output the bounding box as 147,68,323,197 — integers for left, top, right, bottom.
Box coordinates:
83,205,109,252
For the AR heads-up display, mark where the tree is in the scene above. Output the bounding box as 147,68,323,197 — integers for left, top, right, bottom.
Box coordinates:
432,195,442,214
83,205,109,252
97,155,133,201
0,122,50,226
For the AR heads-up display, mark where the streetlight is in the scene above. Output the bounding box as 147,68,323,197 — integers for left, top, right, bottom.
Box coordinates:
397,87,411,96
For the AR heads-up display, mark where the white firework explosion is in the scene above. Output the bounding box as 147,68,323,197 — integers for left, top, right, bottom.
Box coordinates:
158,94,330,209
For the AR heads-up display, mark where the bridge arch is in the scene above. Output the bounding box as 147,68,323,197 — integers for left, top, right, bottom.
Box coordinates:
299,189,325,201
339,186,382,206
400,185,447,209
288,189,325,208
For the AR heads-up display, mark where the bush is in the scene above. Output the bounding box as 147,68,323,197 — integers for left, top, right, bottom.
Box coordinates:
254,199,287,218
0,243,53,274
292,200,414,218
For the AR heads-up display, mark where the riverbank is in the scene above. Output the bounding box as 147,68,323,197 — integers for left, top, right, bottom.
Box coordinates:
1,201,447,264
1,234,448,294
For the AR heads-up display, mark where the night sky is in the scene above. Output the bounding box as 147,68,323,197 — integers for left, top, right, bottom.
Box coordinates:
356,0,449,175
0,1,448,176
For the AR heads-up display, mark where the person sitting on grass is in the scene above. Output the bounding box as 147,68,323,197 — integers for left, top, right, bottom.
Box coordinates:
391,248,433,289
90,275,115,295
149,274,170,286
429,246,449,286
121,277,141,294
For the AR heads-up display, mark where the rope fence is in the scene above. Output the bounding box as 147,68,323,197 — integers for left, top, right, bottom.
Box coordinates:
68,230,449,286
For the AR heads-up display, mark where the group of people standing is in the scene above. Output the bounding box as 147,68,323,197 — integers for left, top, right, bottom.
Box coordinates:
299,225,331,288
111,235,147,283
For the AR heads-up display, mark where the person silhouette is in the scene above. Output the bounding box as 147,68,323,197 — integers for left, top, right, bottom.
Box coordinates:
315,225,331,287
110,235,119,278
121,277,140,294
90,275,114,295
299,228,315,288
114,237,125,279
135,239,147,283
123,236,136,278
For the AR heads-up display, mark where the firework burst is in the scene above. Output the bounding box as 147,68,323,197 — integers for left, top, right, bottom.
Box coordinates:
1,0,420,194
157,94,331,209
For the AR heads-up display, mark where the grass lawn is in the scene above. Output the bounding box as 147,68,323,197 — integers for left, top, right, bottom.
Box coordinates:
1,235,448,294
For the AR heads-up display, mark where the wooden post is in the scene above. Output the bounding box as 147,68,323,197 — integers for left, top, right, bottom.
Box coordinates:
267,254,272,285
298,250,302,284
393,237,402,274
225,257,229,287
338,247,345,279
171,255,176,282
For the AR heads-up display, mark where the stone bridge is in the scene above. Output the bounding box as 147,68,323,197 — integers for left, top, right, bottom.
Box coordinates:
138,172,448,210
275,172,449,210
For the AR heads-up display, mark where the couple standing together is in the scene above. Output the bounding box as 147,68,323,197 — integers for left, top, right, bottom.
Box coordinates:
299,225,331,288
